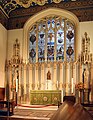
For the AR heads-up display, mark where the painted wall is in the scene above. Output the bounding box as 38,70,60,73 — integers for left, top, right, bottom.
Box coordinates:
0,23,7,87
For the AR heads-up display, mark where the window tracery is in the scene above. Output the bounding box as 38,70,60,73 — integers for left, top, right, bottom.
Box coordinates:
29,15,75,63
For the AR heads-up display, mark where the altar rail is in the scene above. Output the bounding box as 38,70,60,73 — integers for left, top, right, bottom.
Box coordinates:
30,90,61,105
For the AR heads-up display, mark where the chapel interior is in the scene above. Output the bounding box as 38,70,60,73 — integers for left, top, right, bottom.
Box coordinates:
0,0,93,119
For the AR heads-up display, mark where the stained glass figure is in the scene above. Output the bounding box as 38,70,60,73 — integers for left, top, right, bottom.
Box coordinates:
38,31,45,62
47,28,54,61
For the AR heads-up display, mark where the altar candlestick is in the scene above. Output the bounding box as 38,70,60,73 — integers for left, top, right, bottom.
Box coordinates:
71,78,73,94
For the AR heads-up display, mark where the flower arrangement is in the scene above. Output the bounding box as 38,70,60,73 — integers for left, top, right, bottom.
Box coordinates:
75,82,84,90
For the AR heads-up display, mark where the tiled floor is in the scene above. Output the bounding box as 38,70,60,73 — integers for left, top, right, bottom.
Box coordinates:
11,105,58,120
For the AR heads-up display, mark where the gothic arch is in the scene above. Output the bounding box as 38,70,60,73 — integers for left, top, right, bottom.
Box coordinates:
23,8,79,62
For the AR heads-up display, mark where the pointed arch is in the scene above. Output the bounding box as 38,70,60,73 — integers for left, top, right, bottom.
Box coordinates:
23,8,79,62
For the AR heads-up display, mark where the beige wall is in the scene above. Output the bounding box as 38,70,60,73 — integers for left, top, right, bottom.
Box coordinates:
7,29,23,60
0,23,7,87
79,21,93,54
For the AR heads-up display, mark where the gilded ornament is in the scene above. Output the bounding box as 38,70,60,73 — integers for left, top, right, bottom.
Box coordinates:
53,0,62,3
53,97,57,101
16,0,32,8
43,96,47,101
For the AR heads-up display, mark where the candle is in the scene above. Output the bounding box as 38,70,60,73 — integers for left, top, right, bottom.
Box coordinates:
16,79,18,92
90,92,91,102
57,81,58,88
71,78,73,94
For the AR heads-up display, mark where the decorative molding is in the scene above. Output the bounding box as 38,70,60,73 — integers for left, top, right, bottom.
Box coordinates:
0,10,8,29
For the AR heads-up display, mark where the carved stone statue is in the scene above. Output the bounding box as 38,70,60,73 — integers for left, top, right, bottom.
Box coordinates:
47,70,51,80
83,67,89,88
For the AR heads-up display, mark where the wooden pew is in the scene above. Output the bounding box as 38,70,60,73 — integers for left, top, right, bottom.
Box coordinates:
0,88,5,109
50,101,93,120
0,101,14,116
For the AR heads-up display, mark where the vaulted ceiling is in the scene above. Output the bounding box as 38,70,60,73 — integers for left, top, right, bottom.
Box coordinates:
0,0,93,30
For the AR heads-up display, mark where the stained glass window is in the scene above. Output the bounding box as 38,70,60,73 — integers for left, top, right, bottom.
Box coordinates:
38,22,45,62
66,21,75,61
47,18,55,61
29,16,75,63
56,19,64,61
29,25,36,62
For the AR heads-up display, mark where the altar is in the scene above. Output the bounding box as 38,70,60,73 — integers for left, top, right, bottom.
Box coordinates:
30,90,61,105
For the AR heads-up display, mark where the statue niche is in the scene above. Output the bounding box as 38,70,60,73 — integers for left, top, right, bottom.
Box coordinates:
83,67,90,89
46,70,52,90
47,70,51,80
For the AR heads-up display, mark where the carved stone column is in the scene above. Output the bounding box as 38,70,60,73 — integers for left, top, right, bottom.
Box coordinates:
79,63,83,83
65,62,70,95
90,63,93,103
76,62,79,85
73,62,77,95
23,63,27,103
35,63,38,90
63,62,66,95
9,66,12,100
18,65,21,104
53,62,57,90
41,63,44,90
59,62,63,90
29,63,32,93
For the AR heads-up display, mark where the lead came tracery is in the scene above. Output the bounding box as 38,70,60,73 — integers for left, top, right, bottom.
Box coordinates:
29,16,75,63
